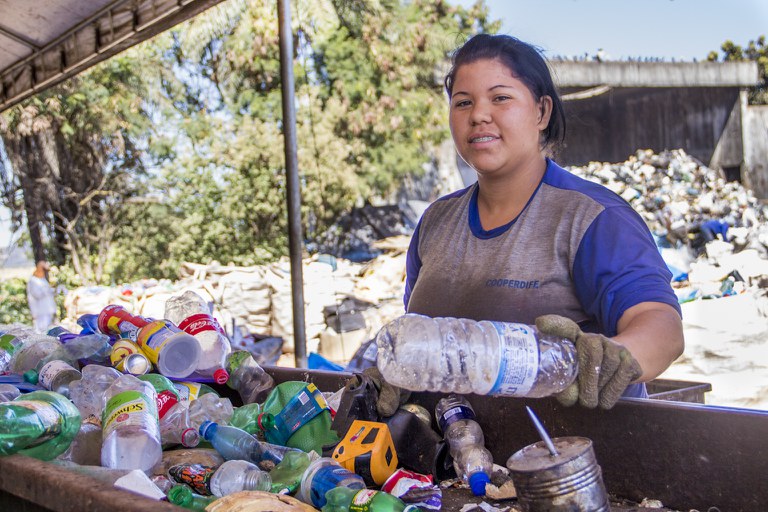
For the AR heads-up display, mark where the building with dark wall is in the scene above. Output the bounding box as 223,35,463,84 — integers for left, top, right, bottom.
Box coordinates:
549,60,765,197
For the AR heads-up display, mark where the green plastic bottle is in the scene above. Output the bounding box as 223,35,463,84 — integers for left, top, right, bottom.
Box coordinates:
0,390,81,460
269,450,312,494
229,402,263,435
167,484,218,511
322,488,418,512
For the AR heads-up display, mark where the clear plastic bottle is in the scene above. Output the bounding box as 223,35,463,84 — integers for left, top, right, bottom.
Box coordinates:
209,459,272,497
101,374,162,473
60,332,112,365
225,350,275,404
68,364,122,419
198,421,300,466
10,335,75,374
57,415,102,465
164,291,232,384
435,394,493,496
296,457,366,508
0,383,21,401
0,390,81,460
23,359,82,398
376,314,578,397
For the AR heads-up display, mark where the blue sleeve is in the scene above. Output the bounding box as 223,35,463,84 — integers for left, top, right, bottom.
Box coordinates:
403,220,423,311
573,206,682,336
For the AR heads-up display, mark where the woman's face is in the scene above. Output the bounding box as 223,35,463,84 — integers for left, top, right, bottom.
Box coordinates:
449,58,551,178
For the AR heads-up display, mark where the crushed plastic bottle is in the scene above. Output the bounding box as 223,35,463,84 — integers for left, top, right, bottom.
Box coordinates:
101,374,162,473
164,291,231,384
0,390,81,460
435,394,493,496
68,364,122,419
376,314,578,397
269,450,313,494
0,332,26,373
57,415,102,465
10,335,76,374
225,350,274,404
228,402,263,435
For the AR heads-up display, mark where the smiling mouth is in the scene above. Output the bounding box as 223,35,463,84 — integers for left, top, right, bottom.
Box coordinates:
470,136,496,143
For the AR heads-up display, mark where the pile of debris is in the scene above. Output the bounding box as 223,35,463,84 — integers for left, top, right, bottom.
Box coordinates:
567,149,768,304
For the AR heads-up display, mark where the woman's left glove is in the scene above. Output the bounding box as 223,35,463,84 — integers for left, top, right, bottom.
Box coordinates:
535,314,643,410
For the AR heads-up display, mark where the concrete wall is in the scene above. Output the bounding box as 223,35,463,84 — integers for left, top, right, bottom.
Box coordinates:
743,104,768,199
557,87,741,166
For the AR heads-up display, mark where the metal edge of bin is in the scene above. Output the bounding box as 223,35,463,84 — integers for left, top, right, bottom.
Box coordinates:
264,366,768,512
646,378,713,403
0,454,183,512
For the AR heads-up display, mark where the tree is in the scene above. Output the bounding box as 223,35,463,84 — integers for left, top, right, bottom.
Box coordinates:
0,49,157,284
708,35,768,104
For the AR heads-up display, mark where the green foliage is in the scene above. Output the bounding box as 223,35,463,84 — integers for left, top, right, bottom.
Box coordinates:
0,278,31,325
708,35,768,104
4,1,500,284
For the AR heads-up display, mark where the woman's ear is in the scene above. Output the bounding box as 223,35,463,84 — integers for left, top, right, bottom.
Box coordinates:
537,95,553,129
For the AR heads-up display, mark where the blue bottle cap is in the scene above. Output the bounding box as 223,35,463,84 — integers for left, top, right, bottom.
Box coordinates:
199,420,215,440
469,472,490,496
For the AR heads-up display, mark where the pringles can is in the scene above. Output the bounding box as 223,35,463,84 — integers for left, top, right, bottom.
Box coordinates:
136,320,201,379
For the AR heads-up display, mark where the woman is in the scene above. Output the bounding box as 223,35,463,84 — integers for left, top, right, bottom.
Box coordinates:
404,34,684,409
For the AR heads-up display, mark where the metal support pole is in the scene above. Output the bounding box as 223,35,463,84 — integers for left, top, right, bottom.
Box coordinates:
277,0,307,368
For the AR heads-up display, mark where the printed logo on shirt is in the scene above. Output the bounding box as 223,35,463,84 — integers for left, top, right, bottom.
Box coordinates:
485,278,540,290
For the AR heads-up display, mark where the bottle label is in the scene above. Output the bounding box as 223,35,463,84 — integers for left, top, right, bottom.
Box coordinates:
268,383,328,446
135,321,181,363
102,390,160,440
156,390,179,419
11,400,62,446
437,405,476,433
38,360,77,390
179,313,225,336
168,463,215,496
173,381,202,402
489,322,539,396
0,334,21,355
349,489,378,511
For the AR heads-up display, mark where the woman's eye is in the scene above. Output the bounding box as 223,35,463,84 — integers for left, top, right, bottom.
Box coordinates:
494,95,511,102
454,100,471,108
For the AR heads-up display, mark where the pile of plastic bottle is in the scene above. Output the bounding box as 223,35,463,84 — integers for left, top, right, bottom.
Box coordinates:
0,293,511,512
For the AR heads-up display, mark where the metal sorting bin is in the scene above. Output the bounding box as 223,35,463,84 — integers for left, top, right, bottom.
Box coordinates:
0,366,766,512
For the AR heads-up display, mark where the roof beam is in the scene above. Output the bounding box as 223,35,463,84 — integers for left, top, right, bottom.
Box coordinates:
0,0,227,113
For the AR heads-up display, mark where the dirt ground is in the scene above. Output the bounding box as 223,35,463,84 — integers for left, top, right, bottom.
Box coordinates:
660,291,768,411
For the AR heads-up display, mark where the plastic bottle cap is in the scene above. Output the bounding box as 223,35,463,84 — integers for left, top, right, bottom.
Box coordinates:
199,420,215,440
22,370,39,384
213,368,229,385
468,472,491,496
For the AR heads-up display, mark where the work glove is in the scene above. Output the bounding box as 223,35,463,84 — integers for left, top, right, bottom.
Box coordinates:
362,366,412,418
535,314,643,410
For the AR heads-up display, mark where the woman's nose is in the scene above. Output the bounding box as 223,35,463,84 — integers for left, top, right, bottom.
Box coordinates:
470,101,492,125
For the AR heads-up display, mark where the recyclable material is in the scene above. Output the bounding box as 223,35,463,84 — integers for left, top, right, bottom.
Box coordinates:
296,457,366,508
0,390,81,460
332,420,398,486
135,320,201,378
377,314,578,396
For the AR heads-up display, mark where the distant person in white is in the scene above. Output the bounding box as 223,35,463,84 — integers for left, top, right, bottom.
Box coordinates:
27,260,57,332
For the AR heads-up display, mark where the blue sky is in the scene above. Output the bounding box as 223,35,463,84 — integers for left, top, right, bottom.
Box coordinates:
456,0,768,61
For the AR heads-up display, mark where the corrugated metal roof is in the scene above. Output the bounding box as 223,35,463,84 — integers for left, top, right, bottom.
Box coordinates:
0,0,226,112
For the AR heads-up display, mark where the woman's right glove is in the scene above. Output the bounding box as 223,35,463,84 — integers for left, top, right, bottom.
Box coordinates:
535,314,643,409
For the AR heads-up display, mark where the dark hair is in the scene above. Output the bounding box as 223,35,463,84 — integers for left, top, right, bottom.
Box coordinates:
444,34,566,149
